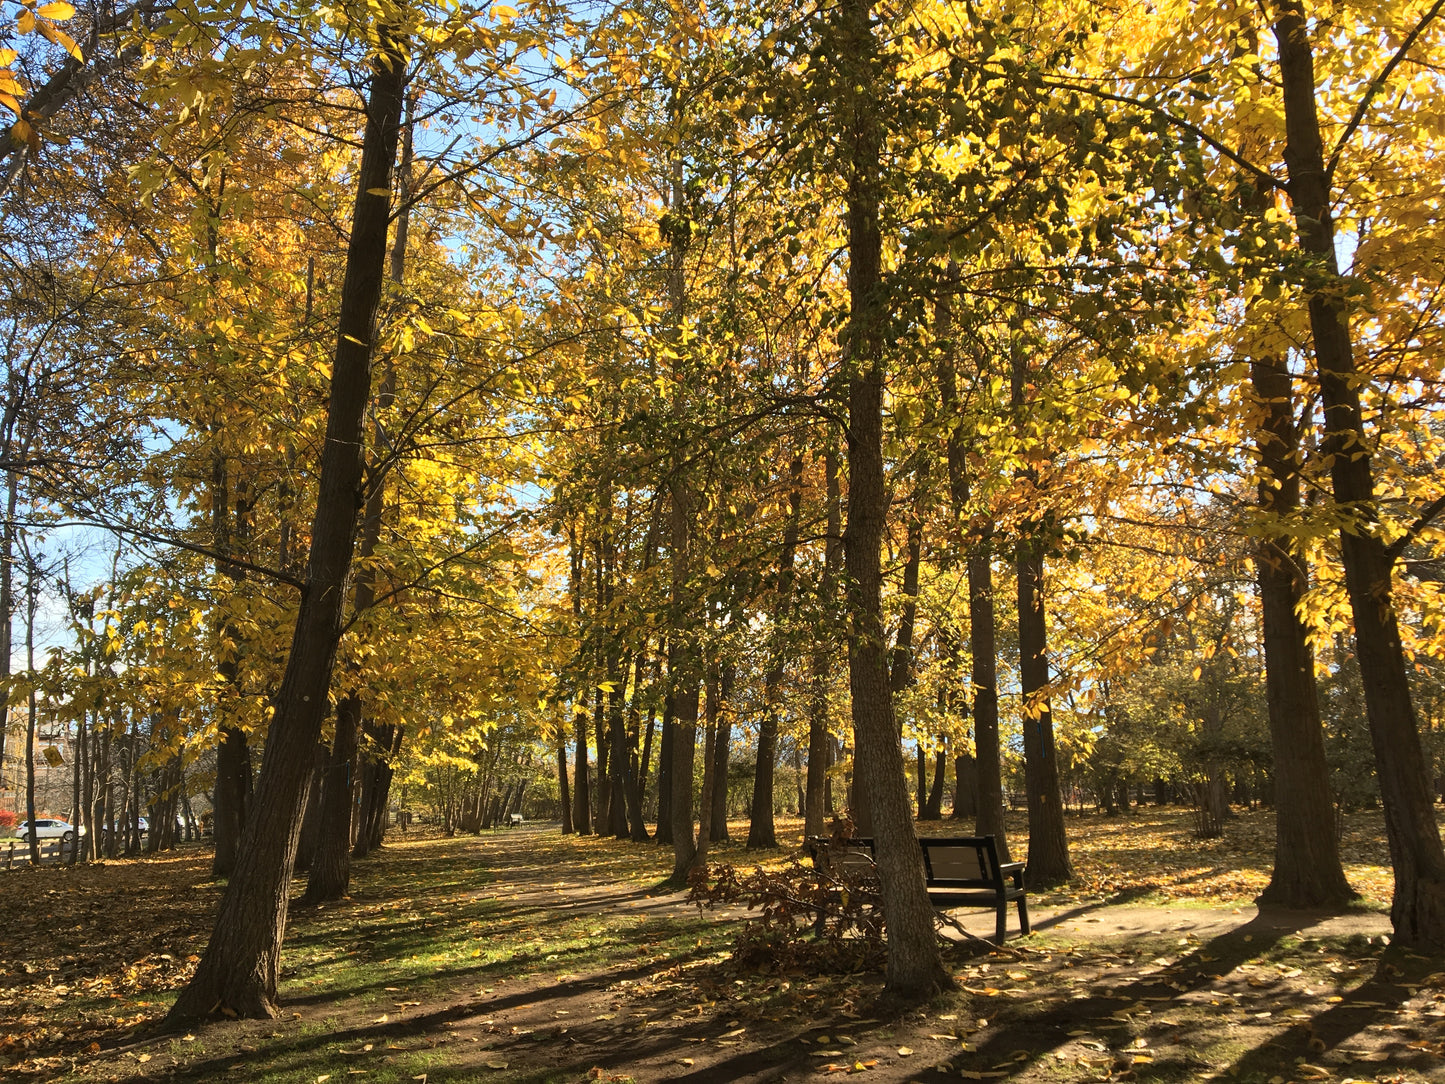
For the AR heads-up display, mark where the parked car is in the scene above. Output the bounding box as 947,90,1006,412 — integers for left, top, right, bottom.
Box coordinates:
15,818,84,844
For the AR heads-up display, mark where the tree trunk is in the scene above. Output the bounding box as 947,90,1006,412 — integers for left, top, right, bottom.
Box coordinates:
669,496,699,880
709,660,733,842
557,725,574,834
655,683,674,844
941,385,1010,858
923,746,945,820
622,651,650,841
572,700,592,835
303,696,359,903
804,444,842,838
1017,534,1072,885
1273,0,1445,947
953,752,978,820
838,0,950,998
607,652,630,839
749,454,804,848
593,646,611,833
0,456,15,793
24,558,38,866
166,37,407,1021
294,743,327,872
1012,338,1071,887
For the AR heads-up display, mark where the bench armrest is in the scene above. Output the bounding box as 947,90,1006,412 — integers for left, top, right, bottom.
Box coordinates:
998,861,1026,889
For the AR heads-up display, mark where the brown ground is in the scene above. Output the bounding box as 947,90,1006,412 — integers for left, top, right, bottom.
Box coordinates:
1,819,1441,1084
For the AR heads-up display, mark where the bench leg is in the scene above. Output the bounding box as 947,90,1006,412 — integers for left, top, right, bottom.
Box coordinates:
1017,896,1030,936
995,902,1007,944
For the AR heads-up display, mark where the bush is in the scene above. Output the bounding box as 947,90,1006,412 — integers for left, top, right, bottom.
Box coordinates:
0,810,17,831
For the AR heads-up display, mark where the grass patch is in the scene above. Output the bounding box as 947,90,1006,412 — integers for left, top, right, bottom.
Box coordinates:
0,808,1436,1083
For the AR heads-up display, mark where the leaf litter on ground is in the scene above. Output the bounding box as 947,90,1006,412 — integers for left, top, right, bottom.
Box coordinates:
0,810,1439,1083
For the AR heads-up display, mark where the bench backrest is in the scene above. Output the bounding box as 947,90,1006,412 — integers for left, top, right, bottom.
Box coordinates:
805,835,876,875
918,836,1002,888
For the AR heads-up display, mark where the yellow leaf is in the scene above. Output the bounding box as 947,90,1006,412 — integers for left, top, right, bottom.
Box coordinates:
493,3,518,16
37,1,76,16
10,117,34,144
0,92,20,116
897,1046,914,1056
0,48,18,63
16,9,36,33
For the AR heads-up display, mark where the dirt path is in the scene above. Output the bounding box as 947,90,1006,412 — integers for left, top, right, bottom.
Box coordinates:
25,825,1426,1084
476,824,1394,946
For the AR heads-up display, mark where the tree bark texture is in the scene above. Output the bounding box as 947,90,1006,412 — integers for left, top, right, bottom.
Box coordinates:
166,39,407,1021
557,725,574,834
709,660,734,841
1274,0,1445,948
838,0,950,998
1017,535,1072,885
1252,354,1353,906
805,444,842,838
749,453,804,848
303,694,359,903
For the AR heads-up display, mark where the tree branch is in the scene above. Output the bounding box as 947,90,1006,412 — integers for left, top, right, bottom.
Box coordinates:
1327,0,1445,184
1384,492,1445,567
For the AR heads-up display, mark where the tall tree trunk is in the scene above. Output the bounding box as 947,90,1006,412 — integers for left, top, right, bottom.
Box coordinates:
953,751,978,821
24,555,38,866
804,444,842,838
568,528,592,835
1273,0,1445,948
749,454,804,848
838,0,949,998
572,700,592,835
923,746,946,820
210,451,251,878
622,650,650,841
344,99,413,866
167,36,408,1021
1016,535,1071,884
607,650,630,839
669,488,699,879
708,660,733,842
294,743,327,872
664,142,700,880
0,447,16,788
939,340,1010,861
654,680,674,844
592,645,611,833
302,695,359,903
696,665,720,865
1012,342,1071,887
557,724,574,835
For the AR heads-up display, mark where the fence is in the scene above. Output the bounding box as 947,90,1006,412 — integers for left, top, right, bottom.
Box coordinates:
2,836,81,870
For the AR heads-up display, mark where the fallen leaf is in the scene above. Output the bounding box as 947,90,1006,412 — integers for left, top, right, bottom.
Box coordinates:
897,1046,913,1056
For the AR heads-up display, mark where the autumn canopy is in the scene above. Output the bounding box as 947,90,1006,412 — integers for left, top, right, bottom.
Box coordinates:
0,0,1442,1017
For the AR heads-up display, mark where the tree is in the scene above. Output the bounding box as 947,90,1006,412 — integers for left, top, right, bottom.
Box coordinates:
167,20,407,1019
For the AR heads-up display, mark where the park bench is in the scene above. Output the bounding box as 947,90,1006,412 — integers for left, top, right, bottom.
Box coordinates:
805,834,1029,944
507,813,524,827
918,835,1029,944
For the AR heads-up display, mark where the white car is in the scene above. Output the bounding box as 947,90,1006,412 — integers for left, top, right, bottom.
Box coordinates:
15,818,84,844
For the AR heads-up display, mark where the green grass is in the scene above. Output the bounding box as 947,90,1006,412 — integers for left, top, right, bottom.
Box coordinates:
2,808,1435,1084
